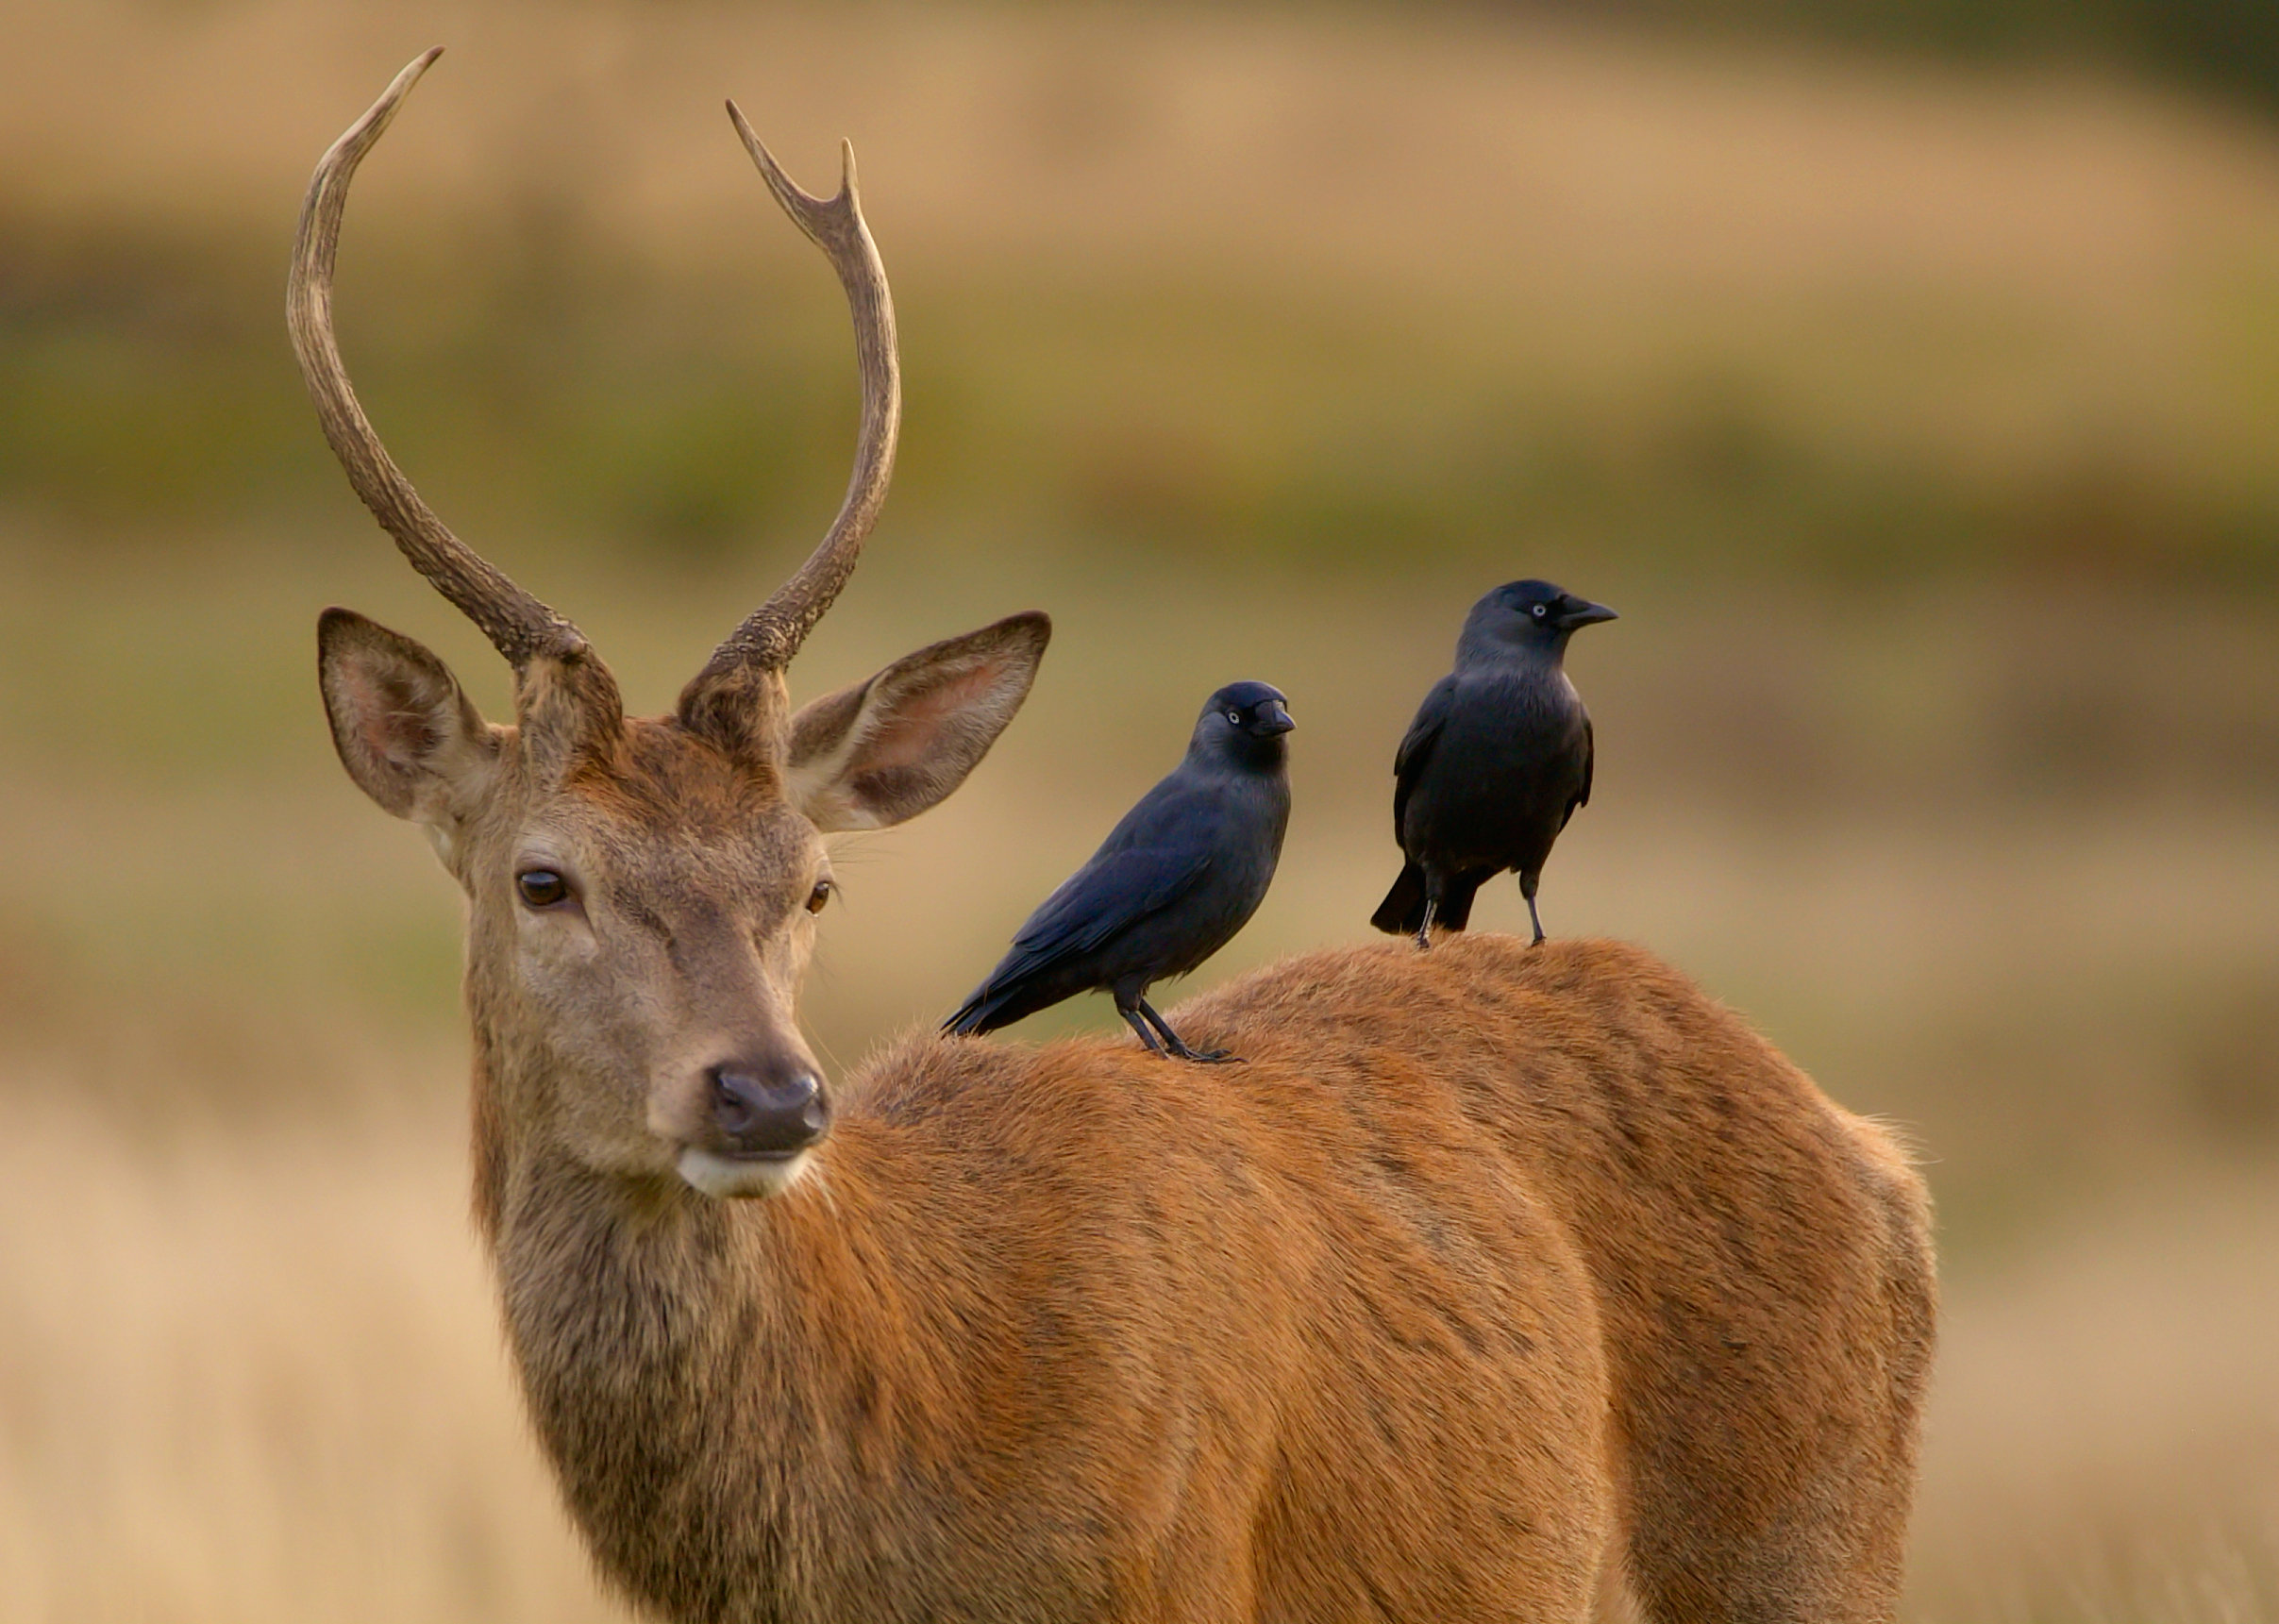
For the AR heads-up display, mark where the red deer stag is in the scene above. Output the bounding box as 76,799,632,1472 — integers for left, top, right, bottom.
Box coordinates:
296,53,1935,1624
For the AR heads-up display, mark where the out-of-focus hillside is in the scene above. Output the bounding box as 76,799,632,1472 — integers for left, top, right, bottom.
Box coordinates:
1510,0,2279,121
0,4,2275,1622
5,0,2279,583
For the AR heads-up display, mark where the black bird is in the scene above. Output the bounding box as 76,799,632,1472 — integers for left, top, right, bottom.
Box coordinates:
1370,579,1616,949
944,682,1294,1062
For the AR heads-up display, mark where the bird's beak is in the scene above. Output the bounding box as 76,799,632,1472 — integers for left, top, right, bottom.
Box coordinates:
1553,597,1618,630
1253,700,1295,735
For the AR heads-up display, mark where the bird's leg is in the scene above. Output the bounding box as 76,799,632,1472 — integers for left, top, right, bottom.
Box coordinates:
1116,998,1169,1057
1520,874,1545,946
1139,998,1238,1064
1414,896,1437,952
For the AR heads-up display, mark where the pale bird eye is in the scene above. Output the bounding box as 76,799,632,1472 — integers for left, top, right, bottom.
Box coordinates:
1532,604,1548,618
1227,711,1242,725
805,879,832,915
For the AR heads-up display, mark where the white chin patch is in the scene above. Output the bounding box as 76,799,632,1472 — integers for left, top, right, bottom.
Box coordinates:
677,1146,814,1200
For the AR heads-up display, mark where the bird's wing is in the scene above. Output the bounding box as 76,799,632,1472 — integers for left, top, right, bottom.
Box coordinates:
1089,769,1214,858
1560,713,1595,830
1391,677,1457,840
997,845,1215,977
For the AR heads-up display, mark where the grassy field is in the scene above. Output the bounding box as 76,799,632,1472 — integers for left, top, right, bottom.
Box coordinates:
7,0,2279,582
4,536,2274,1622
2,2,2276,1619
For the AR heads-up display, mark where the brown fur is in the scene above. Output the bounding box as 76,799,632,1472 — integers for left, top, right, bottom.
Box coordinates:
317,613,1934,1622
492,929,1930,1624
302,75,1929,1613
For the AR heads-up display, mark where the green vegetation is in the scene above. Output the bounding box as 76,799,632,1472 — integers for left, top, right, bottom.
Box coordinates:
5,217,2275,591
1550,0,2279,118
4,230,2279,592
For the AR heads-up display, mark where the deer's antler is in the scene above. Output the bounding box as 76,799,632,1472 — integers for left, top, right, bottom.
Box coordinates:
690,108,901,682
289,48,588,670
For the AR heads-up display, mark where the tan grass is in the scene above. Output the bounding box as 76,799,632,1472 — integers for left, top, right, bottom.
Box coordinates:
0,1092,622,1624
9,0,2273,310
1908,1171,2279,1621
4,3,2279,1615
4,542,2277,1616
3,1085,2272,1622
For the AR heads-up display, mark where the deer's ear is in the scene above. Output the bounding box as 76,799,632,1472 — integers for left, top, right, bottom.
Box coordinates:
317,608,501,830
785,611,1049,832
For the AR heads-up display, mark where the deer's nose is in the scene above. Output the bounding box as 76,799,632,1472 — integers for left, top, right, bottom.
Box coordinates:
707,1062,829,1157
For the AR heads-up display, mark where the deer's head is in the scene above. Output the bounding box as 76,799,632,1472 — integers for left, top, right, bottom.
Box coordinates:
295,53,1047,1204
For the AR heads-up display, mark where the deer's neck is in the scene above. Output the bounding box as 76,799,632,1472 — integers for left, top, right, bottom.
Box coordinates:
469,1030,1210,1624
494,1153,760,1608
480,1097,991,1622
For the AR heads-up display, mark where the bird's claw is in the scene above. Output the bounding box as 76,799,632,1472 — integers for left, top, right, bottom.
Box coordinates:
1159,1042,1240,1064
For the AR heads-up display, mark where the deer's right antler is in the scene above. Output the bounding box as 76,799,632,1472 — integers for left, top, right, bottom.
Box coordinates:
689,109,901,684
289,48,588,671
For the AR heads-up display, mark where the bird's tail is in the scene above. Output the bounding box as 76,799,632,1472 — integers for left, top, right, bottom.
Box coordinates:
943,978,1029,1037
942,987,1001,1036
1370,862,1427,936
1435,873,1485,931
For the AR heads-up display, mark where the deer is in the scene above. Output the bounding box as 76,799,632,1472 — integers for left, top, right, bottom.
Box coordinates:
294,52,1935,1624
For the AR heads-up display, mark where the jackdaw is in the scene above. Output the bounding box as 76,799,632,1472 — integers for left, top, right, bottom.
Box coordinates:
1370,579,1616,948
945,681,1294,1061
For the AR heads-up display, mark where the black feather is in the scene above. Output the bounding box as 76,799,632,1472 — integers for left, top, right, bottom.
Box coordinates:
1371,579,1615,948
945,681,1293,1062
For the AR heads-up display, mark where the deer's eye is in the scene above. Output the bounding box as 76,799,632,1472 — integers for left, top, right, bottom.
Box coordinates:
805,879,832,915
517,869,571,909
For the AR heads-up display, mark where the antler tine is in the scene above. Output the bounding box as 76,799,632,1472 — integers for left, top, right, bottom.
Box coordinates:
289,48,587,670
694,106,901,681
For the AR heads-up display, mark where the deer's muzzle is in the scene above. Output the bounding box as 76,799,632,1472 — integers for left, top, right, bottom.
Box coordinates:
662,1052,832,1199
709,1062,829,1158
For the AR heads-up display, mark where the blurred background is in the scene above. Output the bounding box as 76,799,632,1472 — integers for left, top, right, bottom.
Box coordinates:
2,0,2276,1618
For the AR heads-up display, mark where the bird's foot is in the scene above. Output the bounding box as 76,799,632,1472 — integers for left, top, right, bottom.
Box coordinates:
1159,1038,1240,1064
1118,1010,1167,1056
1132,999,1239,1063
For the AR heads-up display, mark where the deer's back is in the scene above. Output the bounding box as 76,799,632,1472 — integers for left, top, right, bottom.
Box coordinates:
1181,933,1935,1614
816,933,1930,1620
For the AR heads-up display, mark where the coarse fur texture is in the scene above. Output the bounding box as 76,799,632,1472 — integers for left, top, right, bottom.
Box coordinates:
298,59,1933,1624
318,623,1934,1621
487,926,1935,1624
